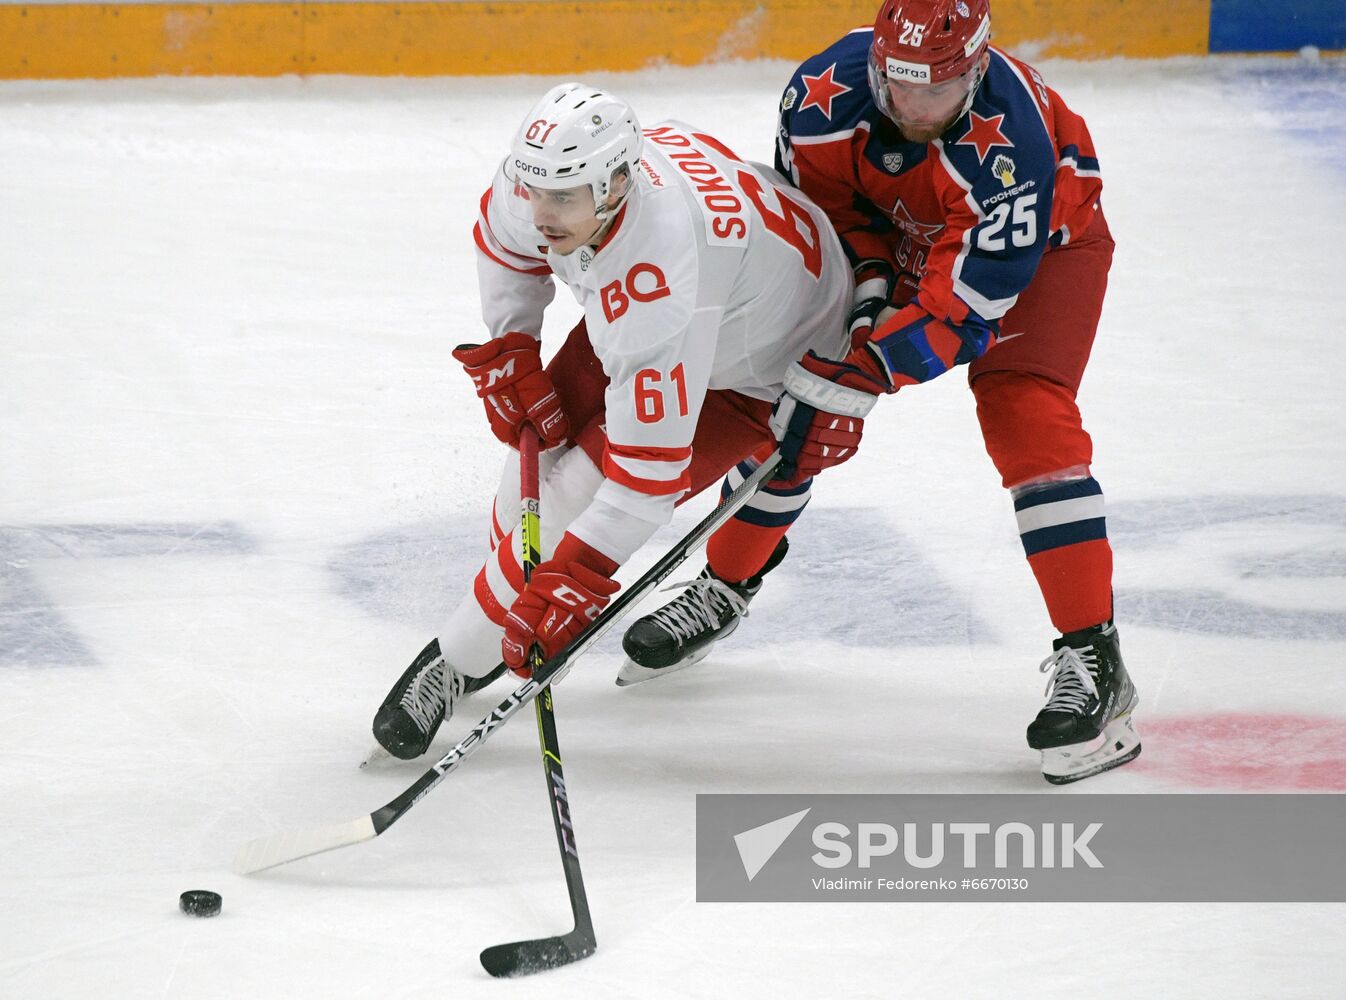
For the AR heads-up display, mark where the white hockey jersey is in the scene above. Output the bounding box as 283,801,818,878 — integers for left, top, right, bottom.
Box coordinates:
473,121,852,564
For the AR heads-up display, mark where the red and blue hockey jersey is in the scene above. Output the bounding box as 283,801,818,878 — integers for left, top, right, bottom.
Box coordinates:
776,28,1103,389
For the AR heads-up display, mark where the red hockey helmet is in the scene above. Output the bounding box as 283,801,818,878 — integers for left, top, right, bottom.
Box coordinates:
871,0,991,85
868,0,991,130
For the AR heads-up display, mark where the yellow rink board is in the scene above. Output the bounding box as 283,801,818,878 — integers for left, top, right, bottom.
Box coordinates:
1,0,1211,80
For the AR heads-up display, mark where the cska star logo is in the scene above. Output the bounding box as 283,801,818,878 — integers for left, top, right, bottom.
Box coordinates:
890,202,943,242
799,64,852,120
955,111,1013,164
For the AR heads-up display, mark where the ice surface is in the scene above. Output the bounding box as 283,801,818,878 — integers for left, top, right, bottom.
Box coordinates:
3,56,1345,998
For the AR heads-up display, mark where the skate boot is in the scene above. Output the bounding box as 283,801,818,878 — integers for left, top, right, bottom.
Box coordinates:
617,538,789,687
371,638,504,760
1027,621,1141,784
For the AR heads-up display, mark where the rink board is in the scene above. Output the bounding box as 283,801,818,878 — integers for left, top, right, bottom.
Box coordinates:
2,0,1339,81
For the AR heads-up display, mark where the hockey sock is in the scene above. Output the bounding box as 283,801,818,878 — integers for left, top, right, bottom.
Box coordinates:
706,461,811,583
1014,477,1113,633
708,521,789,585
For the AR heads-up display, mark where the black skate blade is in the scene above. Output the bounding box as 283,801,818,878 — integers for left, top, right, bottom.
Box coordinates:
480,929,595,978
1043,742,1142,785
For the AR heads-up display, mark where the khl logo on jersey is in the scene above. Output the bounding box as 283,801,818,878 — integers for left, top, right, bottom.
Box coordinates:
883,152,904,174
992,154,1016,188
781,86,797,111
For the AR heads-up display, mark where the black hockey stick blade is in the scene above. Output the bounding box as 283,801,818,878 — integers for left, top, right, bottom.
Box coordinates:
480,926,596,978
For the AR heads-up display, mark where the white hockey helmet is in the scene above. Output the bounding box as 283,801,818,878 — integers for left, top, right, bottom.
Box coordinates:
508,82,643,220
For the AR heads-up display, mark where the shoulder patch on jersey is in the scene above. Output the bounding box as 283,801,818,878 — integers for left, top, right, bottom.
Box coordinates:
639,156,665,188
787,31,873,136
954,111,1013,164
799,63,852,121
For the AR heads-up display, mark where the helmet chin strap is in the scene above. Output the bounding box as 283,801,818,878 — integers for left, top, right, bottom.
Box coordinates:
590,167,636,241
583,196,626,250
956,62,986,119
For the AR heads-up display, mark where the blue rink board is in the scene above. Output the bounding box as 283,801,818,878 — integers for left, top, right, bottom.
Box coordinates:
1210,0,1346,53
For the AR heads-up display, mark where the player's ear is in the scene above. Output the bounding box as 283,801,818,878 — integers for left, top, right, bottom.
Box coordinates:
609,164,632,204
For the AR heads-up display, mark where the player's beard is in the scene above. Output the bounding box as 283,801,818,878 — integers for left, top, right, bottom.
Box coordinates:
896,112,958,144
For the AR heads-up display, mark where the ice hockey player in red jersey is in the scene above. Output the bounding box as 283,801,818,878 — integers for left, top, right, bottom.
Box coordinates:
369,83,852,759
623,0,1140,784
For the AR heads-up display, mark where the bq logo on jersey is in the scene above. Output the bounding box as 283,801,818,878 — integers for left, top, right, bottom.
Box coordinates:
600,262,671,322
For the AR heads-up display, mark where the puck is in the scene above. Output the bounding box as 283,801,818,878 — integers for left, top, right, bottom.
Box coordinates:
179,890,223,917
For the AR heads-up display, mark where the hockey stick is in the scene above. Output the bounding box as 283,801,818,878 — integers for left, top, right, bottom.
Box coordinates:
479,426,596,977
234,451,784,876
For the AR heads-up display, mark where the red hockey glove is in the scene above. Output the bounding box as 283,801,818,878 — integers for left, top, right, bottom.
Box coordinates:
768,350,888,483
846,262,918,348
452,332,569,449
501,535,620,676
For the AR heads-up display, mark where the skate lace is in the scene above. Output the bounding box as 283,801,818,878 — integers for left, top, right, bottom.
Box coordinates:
398,658,459,735
1038,645,1099,715
648,575,751,642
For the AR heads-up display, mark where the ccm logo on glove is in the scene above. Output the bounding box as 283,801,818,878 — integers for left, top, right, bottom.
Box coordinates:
453,332,569,448
501,556,620,676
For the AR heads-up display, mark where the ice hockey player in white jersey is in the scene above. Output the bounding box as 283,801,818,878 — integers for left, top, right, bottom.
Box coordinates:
371,82,853,759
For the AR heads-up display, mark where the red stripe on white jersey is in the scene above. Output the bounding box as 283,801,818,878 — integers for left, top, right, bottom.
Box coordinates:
602,442,692,497
474,222,551,276
594,202,629,253
473,566,509,626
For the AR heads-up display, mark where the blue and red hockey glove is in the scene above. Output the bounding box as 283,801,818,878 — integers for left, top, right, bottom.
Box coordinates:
769,350,888,484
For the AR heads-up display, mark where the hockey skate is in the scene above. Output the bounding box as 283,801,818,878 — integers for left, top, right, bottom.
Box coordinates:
1027,621,1141,784
617,538,788,687
370,638,504,761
